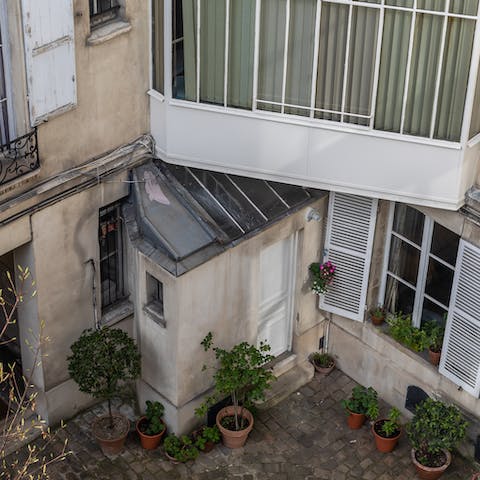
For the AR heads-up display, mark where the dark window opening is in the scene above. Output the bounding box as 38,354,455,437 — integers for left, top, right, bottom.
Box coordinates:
152,0,165,94
89,0,120,27
146,272,164,320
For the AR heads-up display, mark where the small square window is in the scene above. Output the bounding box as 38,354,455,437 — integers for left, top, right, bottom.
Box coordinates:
145,273,165,325
89,0,120,27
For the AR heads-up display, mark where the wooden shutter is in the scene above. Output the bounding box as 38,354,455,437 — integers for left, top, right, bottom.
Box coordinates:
439,240,480,397
22,0,76,125
319,193,378,321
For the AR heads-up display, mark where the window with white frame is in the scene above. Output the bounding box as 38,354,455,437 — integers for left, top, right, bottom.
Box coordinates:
99,203,127,311
381,203,460,328
169,0,480,142
152,0,164,94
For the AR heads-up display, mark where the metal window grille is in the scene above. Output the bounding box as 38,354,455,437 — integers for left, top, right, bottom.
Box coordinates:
99,203,126,310
89,0,120,26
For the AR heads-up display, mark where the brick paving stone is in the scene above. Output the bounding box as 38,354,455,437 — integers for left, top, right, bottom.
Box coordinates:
9,369,479,479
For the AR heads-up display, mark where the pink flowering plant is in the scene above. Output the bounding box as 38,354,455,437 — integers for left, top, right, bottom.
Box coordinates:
309,260,336,295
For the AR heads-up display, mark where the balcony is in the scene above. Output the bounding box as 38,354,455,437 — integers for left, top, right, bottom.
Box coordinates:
0,128,40,186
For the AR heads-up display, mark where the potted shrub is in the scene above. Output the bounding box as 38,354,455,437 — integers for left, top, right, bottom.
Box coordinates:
136,400,166,450
423,321,445,366
341,385,378,430
310,352,335,375
309,260,336,295
163,434,199,463
195,332,276,449
372,407,402,453
370,305,386,326
193,425,221,453
407,398,467,480
67,327,141,455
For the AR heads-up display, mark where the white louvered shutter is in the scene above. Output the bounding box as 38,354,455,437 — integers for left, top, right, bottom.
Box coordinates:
22,0,76,125
439,240,480,397
319,193,378,321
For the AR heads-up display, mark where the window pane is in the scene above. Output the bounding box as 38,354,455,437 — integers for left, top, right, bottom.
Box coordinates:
403,13,443,137
384,275,415,314
344,6,379,126
375,9,411,133
284,0,317,117
421,298,447,329
388,236,420,286
425,258,454,307
152,0,164,94
227,0,255,109
450,0,479,15
200,0,225,105
434,18,475,142
385,0,413,6
430,222,459,265
417,0,445,11
315,2,349,122
257,0,287,113
392,204,424,245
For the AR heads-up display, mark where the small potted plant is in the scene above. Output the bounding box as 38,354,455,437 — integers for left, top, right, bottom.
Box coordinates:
387,313,429,352
341,385,378,430
372,407,401,453
310,352,335,375
370,305,386,326
407,398,467,480
193,425,221,453
136,400,166,450
164,434,199,463
68,327,141,455
309,260,336,295
423,321,445,366
195,332,276,449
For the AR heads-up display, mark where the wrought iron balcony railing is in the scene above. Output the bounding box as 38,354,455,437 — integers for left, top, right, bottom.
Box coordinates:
0,128,39,186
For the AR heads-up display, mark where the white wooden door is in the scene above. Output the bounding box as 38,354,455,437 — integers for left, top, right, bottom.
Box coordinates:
258,234,296,357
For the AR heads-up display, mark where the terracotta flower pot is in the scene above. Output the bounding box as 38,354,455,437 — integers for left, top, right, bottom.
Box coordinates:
312,358,335,376
165,450,181,464
410,448,451,480
346,410,366,430
136,416,166,450
371,314,385,326
216,406,254,449
92,413,130,455
428,349,441,366
372,420,401,453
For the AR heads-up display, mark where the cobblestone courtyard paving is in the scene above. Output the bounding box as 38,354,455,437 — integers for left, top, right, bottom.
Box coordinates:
32,370,478,479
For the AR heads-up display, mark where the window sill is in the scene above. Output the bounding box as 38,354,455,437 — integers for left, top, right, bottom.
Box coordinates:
87,19,132,46
143,303,166,328
101,299,134,326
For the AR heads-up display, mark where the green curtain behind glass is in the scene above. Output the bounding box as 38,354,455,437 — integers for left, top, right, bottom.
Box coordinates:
182,0,197,101
228,0,255,109
375,9,411,132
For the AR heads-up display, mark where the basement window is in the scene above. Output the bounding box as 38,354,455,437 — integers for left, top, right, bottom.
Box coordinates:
89,0,120,27
145,273,165,327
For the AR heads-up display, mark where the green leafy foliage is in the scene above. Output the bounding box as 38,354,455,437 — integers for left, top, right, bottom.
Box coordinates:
164,434,199,462
407,398,467,467
309,261,336,295
195,332,276,431
143,400,165,435
379,407,401,438
387,313,429,352
311,352,334,368
341,385,379,419
67,327,141,424
194,425,220,451
371,304,386,319
423,320,445,352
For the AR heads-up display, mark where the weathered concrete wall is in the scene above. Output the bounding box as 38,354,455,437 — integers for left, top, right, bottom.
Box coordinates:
135,198,329,434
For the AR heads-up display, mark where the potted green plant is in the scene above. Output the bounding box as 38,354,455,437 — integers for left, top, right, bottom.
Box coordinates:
370,305,386,326
309,260,336,295
407,398,467,480
67,327,141,455
195,332,276,448
309,352,335,375
341,385,378,430
136,400,166,450
163,434,199,463
193,425,221,453
372,407,402,453
387,313,429,352
423,321,445,366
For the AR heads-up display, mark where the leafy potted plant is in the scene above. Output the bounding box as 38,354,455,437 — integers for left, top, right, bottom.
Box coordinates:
370,305,386,326
423,321,445,366
195,332,276,449
136,400,166,450
193,425,221,453
387,313,429,352
341,385,378,430
163,434,199,463
68,327,141,455
372,407,402,453
309,352,335,375
407,398,467,480
309,260,336,295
